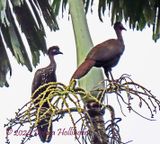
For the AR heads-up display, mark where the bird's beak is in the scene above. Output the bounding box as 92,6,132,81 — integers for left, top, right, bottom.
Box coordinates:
58,51,63,54
122,26,127,31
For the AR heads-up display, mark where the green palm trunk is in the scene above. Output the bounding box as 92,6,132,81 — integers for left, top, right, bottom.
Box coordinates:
68,0,104,92
69,1,108,144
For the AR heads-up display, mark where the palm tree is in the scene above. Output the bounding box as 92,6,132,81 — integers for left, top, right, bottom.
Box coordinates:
2,0,160,144
0,0,159,87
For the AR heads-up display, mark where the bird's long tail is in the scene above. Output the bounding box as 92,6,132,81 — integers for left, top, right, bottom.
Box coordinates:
37,115,52,143
71,59,96,80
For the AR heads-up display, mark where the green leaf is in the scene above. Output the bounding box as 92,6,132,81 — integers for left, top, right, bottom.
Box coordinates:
84,0,90,14
0,34,12,87
52,0,61,16
5,2,32,71
62,0,68,15
98,0,106,22
153,7,160,42
11,0,23,6
0,0,5,11
35,0,59,31
1,22,14,55
11,0,47,66
29,0,45,32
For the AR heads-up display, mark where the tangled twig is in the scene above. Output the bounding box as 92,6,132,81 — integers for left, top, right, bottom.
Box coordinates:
4,80,86,144
92,74,160,120
4,74,160,144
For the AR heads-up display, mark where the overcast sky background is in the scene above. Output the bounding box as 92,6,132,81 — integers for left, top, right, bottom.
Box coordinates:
0,2,160,144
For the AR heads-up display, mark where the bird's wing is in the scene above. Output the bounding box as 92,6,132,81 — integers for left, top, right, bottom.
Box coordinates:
31,69,42,94
32,69,53,143
87,39,124,61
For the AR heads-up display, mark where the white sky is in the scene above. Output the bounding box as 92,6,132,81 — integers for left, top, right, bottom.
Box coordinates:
0,3,160,144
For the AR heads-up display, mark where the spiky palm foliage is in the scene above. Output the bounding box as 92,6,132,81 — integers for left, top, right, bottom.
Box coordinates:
53,0,160,41
0,0,58,87
0,0,159,87
0,0,160,86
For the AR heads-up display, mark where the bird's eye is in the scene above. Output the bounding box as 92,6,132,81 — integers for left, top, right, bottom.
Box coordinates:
52,49,57,53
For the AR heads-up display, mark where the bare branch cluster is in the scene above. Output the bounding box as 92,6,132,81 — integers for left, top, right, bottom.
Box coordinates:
4,80,86,144
92,74,160,120
4,74,160,144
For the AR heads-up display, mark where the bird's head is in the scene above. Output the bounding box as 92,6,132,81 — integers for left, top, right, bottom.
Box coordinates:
47,46,63,56
114,22,126,31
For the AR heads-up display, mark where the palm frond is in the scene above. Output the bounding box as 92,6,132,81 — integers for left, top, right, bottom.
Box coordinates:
0,0,59,87
34,0,59,31
11,0,47,67
5,1,32,71
82,0,160,41
0,34,11,87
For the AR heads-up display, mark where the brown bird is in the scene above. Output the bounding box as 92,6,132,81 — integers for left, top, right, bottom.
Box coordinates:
31,46,63,142
71,22,126,79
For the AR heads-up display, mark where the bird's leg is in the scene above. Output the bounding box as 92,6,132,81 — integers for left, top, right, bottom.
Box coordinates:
108,71,119,91
104,68,114,81
104,68,116,89
104,69,109,80
108,71,114,81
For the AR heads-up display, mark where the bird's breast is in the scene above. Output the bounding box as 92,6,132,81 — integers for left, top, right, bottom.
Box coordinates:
41,67,56,84
95,54,121,68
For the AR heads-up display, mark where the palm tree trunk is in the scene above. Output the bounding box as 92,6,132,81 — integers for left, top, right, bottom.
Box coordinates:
68,0,108,143
68,0,104,92
86,101,109,144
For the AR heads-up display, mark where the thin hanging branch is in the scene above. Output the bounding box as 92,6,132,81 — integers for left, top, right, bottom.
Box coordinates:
5,80,86,144
92,73,160,120
4,74,160,144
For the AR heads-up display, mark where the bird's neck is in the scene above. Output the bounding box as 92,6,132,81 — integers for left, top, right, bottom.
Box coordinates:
115,30,124,44
49,55,56,66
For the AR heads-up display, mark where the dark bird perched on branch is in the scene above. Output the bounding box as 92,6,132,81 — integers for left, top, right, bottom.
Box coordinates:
31,46,63,143
71,22,126,80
